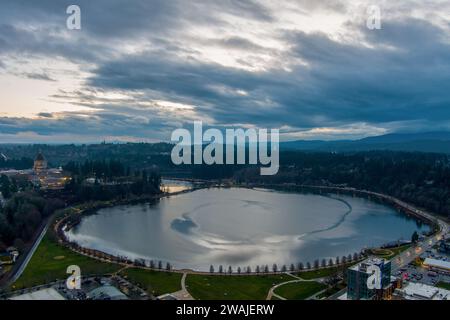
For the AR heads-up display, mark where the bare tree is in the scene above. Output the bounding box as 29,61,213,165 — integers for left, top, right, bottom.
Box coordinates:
328,258,334,267
272,264,278,273
314,259,320,269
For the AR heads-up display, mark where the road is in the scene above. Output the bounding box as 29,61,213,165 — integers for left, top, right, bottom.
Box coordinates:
6,218,51,286
314,186,449,300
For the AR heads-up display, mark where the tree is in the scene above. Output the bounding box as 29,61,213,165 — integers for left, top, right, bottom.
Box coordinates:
298,262,304,270
313,259,320,269
272,264,278,273
290,264,295,272
328,258,334,267
281,265,287,272
306,262,311,270
246,266,252,274
336,256,340,265
237,267,241,274
228,266,233,275
321,259,327,268
256,265,260,274
411,231,419,243
209,265,215,273
264,265,269,273
158,260,163,270
219,265,223,274
166,262,172,271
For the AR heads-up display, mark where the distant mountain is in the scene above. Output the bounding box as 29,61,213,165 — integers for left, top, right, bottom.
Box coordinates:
281,132,450,154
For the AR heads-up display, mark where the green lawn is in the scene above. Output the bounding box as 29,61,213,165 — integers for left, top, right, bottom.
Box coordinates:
436,281,450,290
370,244,411,259
119,268,181,296
297,267,340,280
186,274,292,300
274,281,326,300
12,236,120,290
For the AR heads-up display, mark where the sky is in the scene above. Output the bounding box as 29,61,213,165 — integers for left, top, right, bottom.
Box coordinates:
0,0,450,143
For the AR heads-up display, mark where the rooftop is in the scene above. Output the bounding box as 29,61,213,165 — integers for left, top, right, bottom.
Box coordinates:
423,258,450,270
396,282,450,300
9,288,65,300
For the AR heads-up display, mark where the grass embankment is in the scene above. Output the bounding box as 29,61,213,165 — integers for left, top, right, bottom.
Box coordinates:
370,244,411,259
298,268,340,280
186,274,292,300
119,268,182,296
12,236,121,289
274,281,326,300
436,281,450,290
13,235,183,297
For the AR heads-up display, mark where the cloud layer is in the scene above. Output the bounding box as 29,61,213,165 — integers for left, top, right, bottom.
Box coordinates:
0,0,450,142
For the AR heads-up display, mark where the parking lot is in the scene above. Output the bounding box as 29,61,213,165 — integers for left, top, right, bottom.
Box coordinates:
394,248,450,287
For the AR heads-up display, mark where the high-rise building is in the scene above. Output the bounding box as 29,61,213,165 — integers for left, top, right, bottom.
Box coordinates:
347,258,391,300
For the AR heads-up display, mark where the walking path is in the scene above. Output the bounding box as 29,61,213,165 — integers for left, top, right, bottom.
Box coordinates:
159,272,194,300
266,272,325,300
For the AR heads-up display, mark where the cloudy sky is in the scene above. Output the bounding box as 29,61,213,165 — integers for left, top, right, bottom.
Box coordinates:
0,0,449,143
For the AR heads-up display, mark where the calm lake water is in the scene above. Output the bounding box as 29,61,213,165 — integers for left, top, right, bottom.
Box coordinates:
66,188,429,271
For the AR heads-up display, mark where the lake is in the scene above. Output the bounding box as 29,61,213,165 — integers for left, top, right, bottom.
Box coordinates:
66,187,429,271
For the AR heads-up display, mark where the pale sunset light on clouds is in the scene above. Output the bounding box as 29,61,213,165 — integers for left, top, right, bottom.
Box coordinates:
0,0,450,143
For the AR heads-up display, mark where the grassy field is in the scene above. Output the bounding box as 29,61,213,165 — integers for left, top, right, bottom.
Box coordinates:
436,281,450,290
186,274,293,300
12,236,121,290
370,244,411,259
274,281,326,300
297,267,341,280
119,268,182,296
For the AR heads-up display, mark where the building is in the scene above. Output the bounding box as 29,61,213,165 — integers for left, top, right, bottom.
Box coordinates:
9,288,66,300
394,281,450,300
33,151,48,172
87,285,128,300
347,258,391,300
423,258,450,274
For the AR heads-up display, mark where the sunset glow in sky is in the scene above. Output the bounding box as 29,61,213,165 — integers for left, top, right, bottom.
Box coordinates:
1,0,450,143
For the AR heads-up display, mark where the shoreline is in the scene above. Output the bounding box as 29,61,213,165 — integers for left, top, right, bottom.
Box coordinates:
52,182,445,275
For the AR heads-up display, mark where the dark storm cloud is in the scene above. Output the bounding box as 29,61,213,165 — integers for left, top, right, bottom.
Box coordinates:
86,17,450,129
0,0,450,142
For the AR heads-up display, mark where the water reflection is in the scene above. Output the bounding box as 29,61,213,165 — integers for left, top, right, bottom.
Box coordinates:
66,188,429,271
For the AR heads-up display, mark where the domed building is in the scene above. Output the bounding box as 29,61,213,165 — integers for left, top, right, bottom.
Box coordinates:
33,152,47,173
